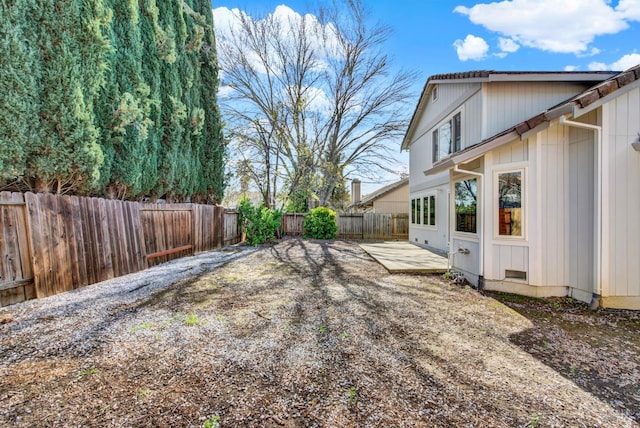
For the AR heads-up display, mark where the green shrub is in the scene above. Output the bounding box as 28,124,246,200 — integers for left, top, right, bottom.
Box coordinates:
237,197,282,246
303,207,337,239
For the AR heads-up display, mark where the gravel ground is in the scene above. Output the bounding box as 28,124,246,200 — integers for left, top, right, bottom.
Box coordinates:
0,238,638,427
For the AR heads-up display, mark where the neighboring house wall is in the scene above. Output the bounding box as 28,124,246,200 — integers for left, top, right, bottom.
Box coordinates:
371,184,409,214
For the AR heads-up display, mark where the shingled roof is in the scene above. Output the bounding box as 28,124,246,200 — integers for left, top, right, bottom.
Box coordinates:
402,69,618,151
424,64,640,176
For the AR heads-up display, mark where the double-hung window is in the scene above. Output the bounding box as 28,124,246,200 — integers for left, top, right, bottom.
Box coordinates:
432,112,461,163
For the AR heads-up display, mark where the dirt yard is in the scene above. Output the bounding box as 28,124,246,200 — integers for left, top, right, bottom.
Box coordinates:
1,238,638,427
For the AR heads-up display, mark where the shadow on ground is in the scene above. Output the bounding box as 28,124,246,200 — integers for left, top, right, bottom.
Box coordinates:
492,292,640,422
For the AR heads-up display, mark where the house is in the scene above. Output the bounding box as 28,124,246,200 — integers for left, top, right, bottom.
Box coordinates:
349,177,409,214
401,66,640,310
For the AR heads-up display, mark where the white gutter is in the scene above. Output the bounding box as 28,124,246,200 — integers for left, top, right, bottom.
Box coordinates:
559,115,603,307
452,165,485,289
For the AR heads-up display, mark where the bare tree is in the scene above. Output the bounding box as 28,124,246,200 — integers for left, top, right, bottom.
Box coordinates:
216,0,416,208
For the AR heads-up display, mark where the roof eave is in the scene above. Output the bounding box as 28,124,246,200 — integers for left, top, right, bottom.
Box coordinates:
423,130,520,176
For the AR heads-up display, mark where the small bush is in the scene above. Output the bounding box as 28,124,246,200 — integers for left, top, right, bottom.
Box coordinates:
303,207,337,239
237,197,282,246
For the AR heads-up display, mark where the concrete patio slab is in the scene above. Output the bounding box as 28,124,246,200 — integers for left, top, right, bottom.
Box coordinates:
359,241,449,274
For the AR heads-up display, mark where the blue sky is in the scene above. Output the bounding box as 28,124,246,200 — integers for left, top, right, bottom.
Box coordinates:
213,0,640,85
212,0,640,193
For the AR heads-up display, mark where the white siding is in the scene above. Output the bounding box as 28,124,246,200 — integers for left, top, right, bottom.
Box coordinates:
537,125,570,286
484,82,593,140
463,91,483,150
483,140,531,283
568,119,596,297
409,183,449,253
416,82,480,135
602,87,640,298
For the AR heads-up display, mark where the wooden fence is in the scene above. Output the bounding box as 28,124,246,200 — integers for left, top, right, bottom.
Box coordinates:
338,213,409,240
0,192,241,307
281,213,305,236
1,193,407,307
280,212,409,240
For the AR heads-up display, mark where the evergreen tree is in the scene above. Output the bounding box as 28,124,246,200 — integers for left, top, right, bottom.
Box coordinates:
194,0,226,203
28,0,112,194
0,0,40,184
98,0,156,199
0,0,225,201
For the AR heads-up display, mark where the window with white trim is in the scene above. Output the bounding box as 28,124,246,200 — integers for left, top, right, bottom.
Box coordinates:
422,195,436,226
455,178,477,234
432,112,461,163
497,171,523,237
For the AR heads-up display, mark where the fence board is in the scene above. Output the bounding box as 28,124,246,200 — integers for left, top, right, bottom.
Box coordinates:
97,197,115,282
224,211,241,245
0,192,34,306
282,213,305,236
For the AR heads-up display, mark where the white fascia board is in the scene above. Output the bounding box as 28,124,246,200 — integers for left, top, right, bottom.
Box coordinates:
488,72,616,82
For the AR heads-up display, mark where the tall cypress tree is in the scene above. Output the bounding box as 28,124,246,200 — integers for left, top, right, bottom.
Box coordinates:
28,0,111,194
194,0,226,203
1,0,225,201
154,0,188,201
98,0,156,199
0,0,40,184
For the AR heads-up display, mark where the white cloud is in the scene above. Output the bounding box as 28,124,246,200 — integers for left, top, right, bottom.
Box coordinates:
564,65,579,71
304,86,333,114
616,0,640,21
213,7,246,40
498,37,519,53
453,34,489,61
589,53,640,71
588,62,607,71
454,0,630,54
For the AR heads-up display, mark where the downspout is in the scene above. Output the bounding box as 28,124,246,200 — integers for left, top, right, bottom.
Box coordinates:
559,116,603,308
453,165,485,290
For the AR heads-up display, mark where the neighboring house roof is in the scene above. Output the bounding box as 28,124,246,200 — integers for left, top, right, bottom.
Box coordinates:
424,65,640,176
401,70,617,151
352,178,409,208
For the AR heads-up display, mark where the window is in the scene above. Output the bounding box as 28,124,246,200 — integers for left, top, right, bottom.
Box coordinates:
432,85,438,102
422,195,436,226
498,171,522,237
432,129,438,163
432,112,462,163
455,178,477,233
453,112,461,152
411,198,419,224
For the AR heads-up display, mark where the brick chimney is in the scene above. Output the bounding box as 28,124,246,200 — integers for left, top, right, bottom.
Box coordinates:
351,179,361,204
